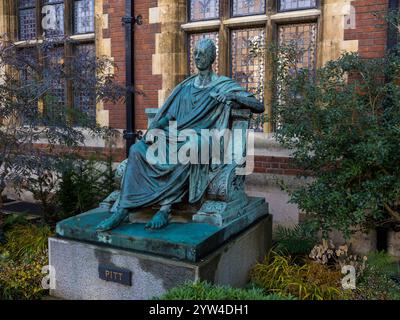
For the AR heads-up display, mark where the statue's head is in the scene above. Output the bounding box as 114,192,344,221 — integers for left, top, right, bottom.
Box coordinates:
194,39,217,71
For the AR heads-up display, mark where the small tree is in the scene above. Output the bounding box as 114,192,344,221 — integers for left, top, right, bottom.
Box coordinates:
272,13,400,238
0,36,126,222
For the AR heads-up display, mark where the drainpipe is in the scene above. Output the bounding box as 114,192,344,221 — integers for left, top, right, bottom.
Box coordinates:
122,0,142,158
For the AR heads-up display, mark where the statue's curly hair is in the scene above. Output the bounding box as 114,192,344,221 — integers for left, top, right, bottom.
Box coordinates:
196,38,217,64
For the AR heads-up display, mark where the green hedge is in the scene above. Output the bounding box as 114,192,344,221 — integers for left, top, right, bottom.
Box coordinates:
156,281,296,300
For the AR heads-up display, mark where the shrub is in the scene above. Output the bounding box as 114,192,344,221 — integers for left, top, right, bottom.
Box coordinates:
23,154,60,223
250,252,349,300
274,224,318,256
356,267,400,300
354,251,400,300
365,251,399,278
156,281,296,300
0,253,48,300
0,223,52,300
271,13,400,237
2,214,29,232
1,224,52,262
57,155,114,218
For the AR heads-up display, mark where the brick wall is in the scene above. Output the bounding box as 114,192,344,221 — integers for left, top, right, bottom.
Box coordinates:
344,0,388,59
105,0,161,131
104,0,390,170
254,156,307,176
134,0,162,130
103,0,126,129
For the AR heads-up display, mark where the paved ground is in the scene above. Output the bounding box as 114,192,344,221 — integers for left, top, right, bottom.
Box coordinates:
1,200,44,221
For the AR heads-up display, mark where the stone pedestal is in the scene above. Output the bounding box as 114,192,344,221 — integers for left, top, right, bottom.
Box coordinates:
49,215,272,300
55,197,268,262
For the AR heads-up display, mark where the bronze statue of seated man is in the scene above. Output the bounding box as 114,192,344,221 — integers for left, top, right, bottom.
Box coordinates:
96,39,264,232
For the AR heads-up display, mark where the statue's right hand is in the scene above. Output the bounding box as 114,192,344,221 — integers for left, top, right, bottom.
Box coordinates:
144,131,156,145
145,120,160,145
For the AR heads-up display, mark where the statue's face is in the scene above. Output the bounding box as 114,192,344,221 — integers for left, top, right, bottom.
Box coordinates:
194,45,212,71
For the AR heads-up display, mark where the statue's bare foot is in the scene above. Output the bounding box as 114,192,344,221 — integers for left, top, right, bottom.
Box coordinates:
145,210,170,230
96,208,128,232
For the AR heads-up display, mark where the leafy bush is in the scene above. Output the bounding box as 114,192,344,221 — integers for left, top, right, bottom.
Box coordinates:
98,150,118,197
274,225,317,256
250,252,349,300
0,223,52,300
22,154,60,222
2,214,29,232
353,251,400,300
272,29,400,237
57,155,115,218
356,267,400,300
0,253,48,300
0,224,52,262
365,251,399,278
156,281,296,300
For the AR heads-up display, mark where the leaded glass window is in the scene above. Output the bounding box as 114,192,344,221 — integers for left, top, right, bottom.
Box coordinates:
73,44,96,124
19,47,37,85
278,0,317,12
74,0,95,34
231,28,266,131
43,0,65,37
19,0,36,41
231,28,265,101
232,0,266,17
189,32,219,75
43,47,65,123
189,0,220,21
278,23,317,71
17,47,41,125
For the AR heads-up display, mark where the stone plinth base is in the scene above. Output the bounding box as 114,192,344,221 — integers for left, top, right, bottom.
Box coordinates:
55,197,268,262
49,215,272,300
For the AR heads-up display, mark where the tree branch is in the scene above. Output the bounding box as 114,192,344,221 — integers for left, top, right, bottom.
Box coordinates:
384,203,400,222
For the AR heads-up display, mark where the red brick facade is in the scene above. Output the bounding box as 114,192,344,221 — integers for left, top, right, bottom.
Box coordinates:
103,0,127,129
134,0,161,130
103,0,161,131
104,0,390,173
254,156,305,176
344,0,388,59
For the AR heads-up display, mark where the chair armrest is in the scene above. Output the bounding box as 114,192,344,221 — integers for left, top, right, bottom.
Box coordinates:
145,108,159,129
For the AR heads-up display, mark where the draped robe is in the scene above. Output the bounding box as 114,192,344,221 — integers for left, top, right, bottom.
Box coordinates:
115,75,253,211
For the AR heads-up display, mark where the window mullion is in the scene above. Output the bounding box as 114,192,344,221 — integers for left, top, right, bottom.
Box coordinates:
64,0,73,123
64,0,72,36
264,19,273,133
36,0,43,38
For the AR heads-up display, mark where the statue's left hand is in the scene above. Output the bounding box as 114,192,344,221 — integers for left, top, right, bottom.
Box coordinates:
211,92,235,104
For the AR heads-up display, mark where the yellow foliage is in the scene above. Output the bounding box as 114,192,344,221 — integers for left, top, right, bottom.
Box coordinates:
1,224,52,262
250,252,351,300
0,224,52,300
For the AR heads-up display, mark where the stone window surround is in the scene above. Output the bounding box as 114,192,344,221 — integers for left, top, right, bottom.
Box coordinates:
181,1,322,134
12,0,96,124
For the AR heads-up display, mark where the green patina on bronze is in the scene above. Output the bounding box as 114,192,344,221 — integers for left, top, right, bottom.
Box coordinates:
56,198,268,262
55,39,269,262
